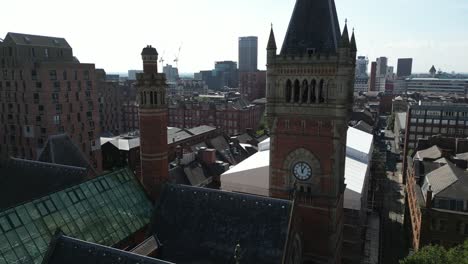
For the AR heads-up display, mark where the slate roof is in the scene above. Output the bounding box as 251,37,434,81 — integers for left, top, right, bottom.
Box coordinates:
415,145,443,160
0,168,153,264
456,152,468,161
38,134,96,175
151,184,292,264
6,32,71,48
42,232,172,264
0,158,87,210
423,161,468,201
187,125,217,135
281,0,341,55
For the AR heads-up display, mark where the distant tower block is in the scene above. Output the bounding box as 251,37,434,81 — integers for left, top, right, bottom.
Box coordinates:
137,45,168,200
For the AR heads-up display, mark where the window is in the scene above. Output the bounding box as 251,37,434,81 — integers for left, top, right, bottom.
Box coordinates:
49,70,57,80
31,69,37,80
36,82,42,89
35,198,58,217
53,115,60,125
84,70,89,80
44,48,49,58
62,70,67,80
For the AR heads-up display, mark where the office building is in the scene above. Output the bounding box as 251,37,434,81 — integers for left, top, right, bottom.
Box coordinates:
405,78,468,95
376,57,388,77
163,64,179,82
239,36,258,72
356,56,368,77
397,58,413,78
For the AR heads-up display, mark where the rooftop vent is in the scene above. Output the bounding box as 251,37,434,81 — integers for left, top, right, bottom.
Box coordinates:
24,36,31,44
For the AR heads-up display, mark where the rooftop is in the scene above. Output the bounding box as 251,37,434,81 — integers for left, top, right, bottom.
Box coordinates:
151,184,292,264
0,168,152,264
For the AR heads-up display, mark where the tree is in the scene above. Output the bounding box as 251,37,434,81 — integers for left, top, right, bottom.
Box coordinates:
400,240,468,264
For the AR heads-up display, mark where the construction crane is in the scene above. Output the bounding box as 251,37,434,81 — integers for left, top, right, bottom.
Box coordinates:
159,50,165,69
173,44,182,69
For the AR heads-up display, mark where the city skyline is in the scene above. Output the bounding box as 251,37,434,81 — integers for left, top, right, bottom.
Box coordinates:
1,0,468,74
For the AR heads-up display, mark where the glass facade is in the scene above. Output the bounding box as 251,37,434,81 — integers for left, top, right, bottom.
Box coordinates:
0,168,153,264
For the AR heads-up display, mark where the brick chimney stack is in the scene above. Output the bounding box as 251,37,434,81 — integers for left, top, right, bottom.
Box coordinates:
137,45,168,200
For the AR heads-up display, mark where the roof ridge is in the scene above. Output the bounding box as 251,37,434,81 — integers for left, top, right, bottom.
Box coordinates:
9,157,87,171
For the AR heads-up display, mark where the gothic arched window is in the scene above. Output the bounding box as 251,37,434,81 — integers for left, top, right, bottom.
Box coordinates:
310,79,317,103
285,79,292,103
319,79,325,103
150,91,154,105
293,80,300,103
301,80,309,103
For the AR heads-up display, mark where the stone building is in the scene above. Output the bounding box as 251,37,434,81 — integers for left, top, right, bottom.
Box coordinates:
0,32,102,172
265,0,356,262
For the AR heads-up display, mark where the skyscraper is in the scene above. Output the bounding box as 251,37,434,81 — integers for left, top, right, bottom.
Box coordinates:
369,61,377,91
397,58,413,78
238,36,258,72
266,0,356,262
355,56,368,77
376,56,388,77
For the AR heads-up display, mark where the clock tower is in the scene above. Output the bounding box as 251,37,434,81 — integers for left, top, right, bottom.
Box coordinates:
266,0,356,263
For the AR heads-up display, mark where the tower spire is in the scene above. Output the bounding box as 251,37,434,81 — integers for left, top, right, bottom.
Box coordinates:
350,28,357,52
340,19,350,47
267,24,277,50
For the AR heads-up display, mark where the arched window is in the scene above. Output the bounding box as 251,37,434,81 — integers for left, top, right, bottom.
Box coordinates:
155,92,158,105
150,91,154,105
140,92,144,105
319,79,325,103
301,80,309,103
293,80,300,103
285,79,292,103
310,79,317,103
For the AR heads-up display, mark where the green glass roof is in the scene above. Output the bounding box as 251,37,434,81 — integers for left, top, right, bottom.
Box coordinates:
0,168,153,264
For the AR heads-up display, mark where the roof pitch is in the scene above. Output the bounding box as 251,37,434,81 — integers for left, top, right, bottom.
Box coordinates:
38,134,96,175
151,184,292,264
281,0,341,55
6,32,71,49
416,145,443,160
0,158,87,209
42,233,172,264
424,162,466,197
0,168,153,264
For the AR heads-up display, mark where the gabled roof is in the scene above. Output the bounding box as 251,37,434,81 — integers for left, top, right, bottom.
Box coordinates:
151,184,292,264
38,134,96,175
6,32,71,49
42,232,172,264
0,168,153,264
281,0,341,55
0,158,87,209
423,162,468,199
415,145,443,160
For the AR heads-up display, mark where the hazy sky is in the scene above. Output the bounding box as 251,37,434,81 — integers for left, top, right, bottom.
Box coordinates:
2,0,468,74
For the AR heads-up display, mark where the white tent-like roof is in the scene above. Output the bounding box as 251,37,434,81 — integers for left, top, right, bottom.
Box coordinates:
221,128,373,211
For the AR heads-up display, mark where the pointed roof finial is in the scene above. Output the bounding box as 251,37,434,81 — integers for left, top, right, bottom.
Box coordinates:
345,18,348,24
267,24,277,50
340,21,350,47
350,28,357,52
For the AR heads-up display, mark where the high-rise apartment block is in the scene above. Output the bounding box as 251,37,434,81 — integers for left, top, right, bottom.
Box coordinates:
397,58,413,78
238,36,258,72
0,32,102,172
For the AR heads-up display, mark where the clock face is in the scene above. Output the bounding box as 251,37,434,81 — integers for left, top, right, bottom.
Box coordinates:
292,162,312,181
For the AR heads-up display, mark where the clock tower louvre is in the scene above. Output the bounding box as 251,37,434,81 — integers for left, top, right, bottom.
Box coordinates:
266,0,356,263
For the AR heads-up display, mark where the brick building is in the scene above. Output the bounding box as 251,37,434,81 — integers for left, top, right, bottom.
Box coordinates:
239,70,266,101
95,69,123,135
122,101,139,132
0,32,102,172
405,137,468,250
168,98,264,136
265,0,356,262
